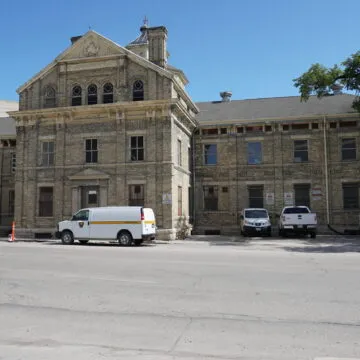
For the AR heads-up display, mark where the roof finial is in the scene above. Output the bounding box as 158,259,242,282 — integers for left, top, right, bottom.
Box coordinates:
143,16,148,27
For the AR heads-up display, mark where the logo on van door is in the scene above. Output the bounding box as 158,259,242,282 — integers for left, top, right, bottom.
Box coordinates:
79,221,84,228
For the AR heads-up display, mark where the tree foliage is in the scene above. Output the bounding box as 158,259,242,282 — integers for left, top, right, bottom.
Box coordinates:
293,51,360,111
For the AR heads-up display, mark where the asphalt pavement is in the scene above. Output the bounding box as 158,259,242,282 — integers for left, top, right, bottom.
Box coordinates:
1,237,360,359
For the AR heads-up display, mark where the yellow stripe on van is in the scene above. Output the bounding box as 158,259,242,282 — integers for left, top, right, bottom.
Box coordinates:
90,221,142,225
144,220,155,225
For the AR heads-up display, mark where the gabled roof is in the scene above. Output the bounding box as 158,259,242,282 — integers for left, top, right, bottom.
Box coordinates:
0,117,16,137
195,94,358,123
17,30,173,93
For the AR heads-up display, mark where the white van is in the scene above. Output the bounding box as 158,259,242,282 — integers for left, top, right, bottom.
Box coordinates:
55,206,156,246
240,208,272,237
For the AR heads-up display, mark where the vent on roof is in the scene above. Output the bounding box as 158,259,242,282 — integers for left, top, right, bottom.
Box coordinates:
220,91,232,102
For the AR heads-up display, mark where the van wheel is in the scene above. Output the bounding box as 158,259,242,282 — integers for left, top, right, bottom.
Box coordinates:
118,231,133,246
79,240,89,245
310,232,316,239
61,231,74,245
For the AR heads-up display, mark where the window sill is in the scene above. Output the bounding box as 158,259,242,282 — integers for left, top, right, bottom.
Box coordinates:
36,216,54,219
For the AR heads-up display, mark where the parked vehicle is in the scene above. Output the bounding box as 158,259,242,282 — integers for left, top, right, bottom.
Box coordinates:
278,206,317,238
240,208,272,236
55,206,156,246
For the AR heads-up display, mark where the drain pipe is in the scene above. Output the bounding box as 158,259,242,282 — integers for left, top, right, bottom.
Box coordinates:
323,115,330,225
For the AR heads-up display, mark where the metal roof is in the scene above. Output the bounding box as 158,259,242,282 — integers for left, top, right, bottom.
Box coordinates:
195,94,357,123
0,100,18,117
0,117,16,137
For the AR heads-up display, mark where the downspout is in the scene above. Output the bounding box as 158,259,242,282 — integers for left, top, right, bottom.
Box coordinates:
191,128,196,230
323,115,330,224
0,144,4,227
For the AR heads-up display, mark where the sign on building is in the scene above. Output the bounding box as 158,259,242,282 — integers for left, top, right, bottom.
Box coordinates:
265,192,275,205
311,187,322,201
284,192,293,205
162,193,172,205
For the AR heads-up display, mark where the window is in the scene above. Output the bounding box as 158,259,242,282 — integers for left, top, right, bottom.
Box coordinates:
292,123,309,130
42,141,54,166
237,127,244,133
129,185,144,206
341,138,356,160
246,125,263,132
44,86,56,108
87,84,97,105
248,186,264,208
282,124,289,131
103,83,113,103
312,123,319,129
8,190,15,215
130,136,144,161
265,125,272,132
220,128,227,134
85,139,98,163
203,186,218,211
247,142,262,165
39,187,53,217
11,152,16,173
178,186,182,216
133,80,144,101
88,190,98,205
202,128,218,135
72,85,82,106
294,184,310,208
188,147,192,171
72,209,89,221
177,139,182,166
294,140,308,162
339,121,357,128
343,183,359,209
204,144,217,165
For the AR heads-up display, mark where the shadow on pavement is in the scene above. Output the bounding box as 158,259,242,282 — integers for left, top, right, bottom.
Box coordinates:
42,241,156,248
282,238,360,253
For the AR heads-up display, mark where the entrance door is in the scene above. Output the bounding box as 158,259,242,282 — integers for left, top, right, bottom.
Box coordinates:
81,186,99,208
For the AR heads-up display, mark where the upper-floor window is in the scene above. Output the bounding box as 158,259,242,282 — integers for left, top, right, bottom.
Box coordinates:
177,139,182,166
133,80,144,101
42,141,54,166
204,144,217,165
85,139,98,163
294,140,308,162
72,85,82,106
44,86,56,108
103,83,114,103
87,84,98,105
247,142,262,165
11,152,16,173
131,136,144,161
341,138,357,161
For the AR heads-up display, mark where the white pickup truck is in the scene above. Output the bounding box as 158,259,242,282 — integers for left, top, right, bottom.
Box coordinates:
278,206,317,238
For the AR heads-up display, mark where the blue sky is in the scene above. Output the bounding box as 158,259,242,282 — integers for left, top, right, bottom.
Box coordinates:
1,0,359,102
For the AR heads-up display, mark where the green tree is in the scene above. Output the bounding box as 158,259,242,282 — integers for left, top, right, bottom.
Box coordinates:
293,51,360,111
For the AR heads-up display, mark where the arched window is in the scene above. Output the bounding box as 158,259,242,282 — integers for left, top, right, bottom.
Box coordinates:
44,86,56,108
87,84,98,105
132,80,144,101
71,85,82,106
103,83,113,103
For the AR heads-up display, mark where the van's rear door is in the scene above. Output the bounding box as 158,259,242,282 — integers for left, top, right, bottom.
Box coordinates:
142,208,156,235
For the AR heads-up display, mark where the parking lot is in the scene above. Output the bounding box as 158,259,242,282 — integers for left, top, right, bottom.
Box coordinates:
1,235,360,359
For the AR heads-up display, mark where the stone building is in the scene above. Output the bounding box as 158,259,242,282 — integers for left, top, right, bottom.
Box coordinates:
6,25,198,240
1,24,359,238
194,92,360,234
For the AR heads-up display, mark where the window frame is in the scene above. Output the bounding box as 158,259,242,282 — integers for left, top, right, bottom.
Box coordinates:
44,86,56,108
294,184,311,208
41,141,55,167
342,183,359,209
178,186,182,216
203,185,218,211
87,84,98,105
38,187,54,217
248,185,264,208
71,85,82,106
129,184,145,206
103,82,114,104
133,80,144,101
130,136,144,162
247,141,263,165
341,138,357,161
85,139,98,163
177,139,182,166
204,144,217,165
293,139,309,162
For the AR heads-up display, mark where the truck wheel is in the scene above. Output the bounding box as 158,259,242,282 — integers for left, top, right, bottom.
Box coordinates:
267,230,272,237
79,240,89,245
61,231,74,245
310,232,316,239
118,231,133,246
279,229,286,238
134,239,143,246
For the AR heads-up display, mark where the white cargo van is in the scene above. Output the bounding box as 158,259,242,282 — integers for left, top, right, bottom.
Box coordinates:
55,206,156,246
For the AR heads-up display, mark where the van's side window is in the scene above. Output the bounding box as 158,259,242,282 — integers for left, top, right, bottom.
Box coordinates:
72,210,89,221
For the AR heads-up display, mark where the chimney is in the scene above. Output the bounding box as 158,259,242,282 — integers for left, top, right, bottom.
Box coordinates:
220,91,232,102
147,26,168,68
71,36,82,44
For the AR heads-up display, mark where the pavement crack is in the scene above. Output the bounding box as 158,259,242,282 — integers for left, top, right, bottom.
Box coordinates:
168,317,193,353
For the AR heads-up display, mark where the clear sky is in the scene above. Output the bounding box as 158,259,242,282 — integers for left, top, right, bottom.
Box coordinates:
1,0,359,103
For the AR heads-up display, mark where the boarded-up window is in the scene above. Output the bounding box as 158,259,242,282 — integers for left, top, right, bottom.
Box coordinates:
294,184,310,208
248,186,263,208
203,186,218,211
39,187,53,217
129,185,144,206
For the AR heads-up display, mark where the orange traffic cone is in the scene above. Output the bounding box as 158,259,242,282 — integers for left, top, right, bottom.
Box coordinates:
8,221,15,242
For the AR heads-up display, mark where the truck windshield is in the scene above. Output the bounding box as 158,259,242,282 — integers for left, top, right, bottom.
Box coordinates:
245,210,268,218
283,207,310,214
